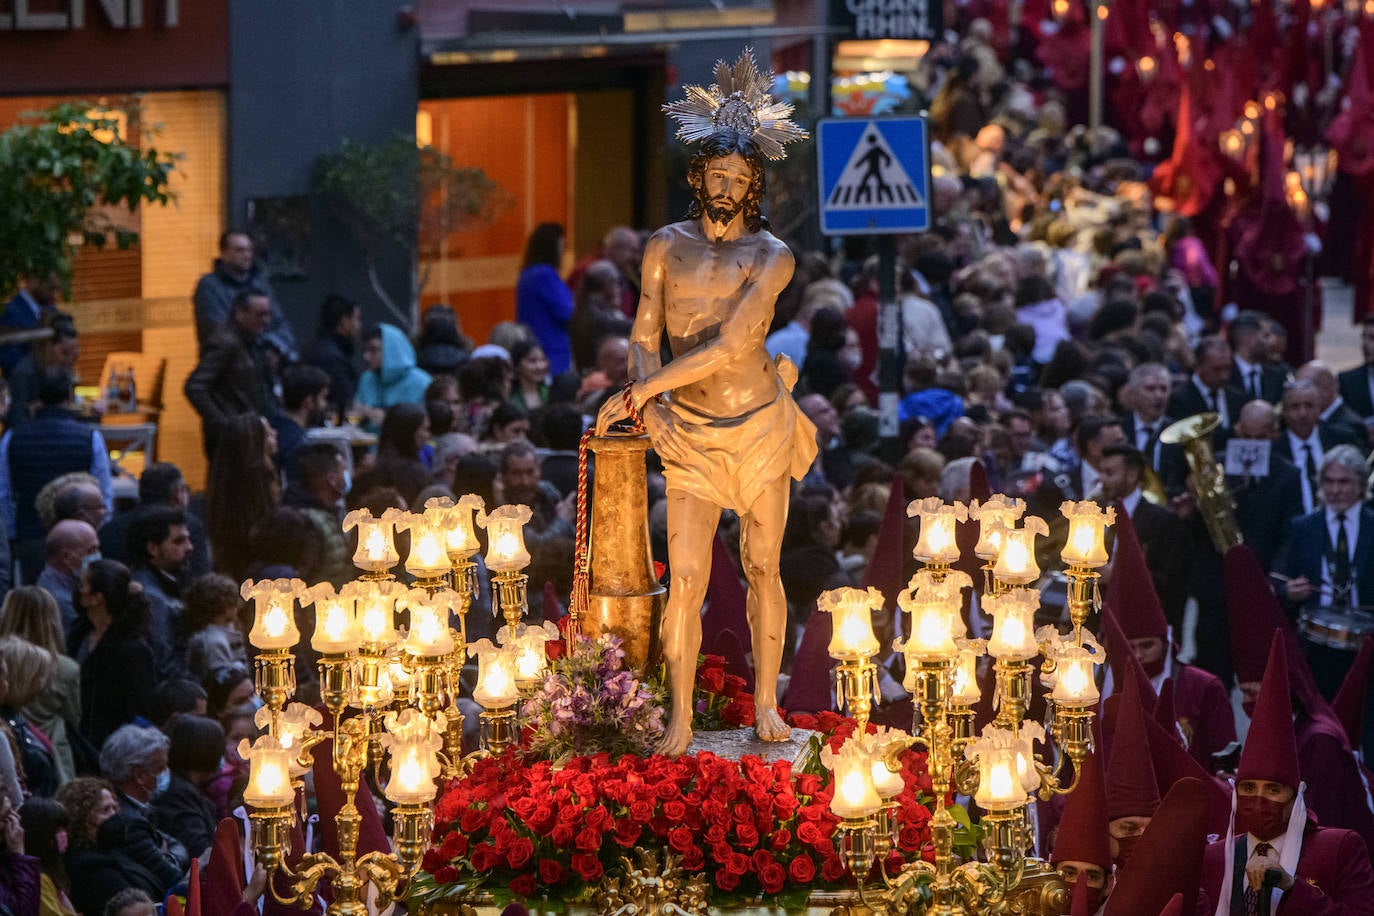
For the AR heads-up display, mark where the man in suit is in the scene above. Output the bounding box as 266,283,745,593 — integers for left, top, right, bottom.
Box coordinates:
1202,630,1374,914
1229,401,1306,568
1299,360,1369,450
1098,444,1190,628
1117,362,1186,492
1229,310,1288,404
1337,314,1374,421
1273,381,1360,514
1168,334,1246,435
1070,414,1126,502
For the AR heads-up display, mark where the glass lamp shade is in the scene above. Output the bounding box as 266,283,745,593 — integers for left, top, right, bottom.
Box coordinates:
479,505,533,572
240,735,296,808
381,709,446,804
984,589,1041,661
1051,644,1100,706
304,584,359,654
469,639,520,709
818,586,884,660
823,736,883,819
968,725,1039,811
401,589,456,657
908,497,968,565
242,579,305,650
1060,501,1115,568
344,580,406,647
506,621,559,687
896,570,971,663
867,729,907,799
426,494,486,561
344,508,406,573
254,703,323,777
991,517,1048,585
969,495,1025,560
401,512,451,579
950,642,983,703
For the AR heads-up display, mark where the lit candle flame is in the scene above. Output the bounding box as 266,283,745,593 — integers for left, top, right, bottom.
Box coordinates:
988,762,1015,802
1060,659,1090,698
324,605,347,640
264,602,290,638
364,528,387,560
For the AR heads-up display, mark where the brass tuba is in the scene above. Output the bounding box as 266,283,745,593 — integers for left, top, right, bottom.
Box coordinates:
1159,412,1244,552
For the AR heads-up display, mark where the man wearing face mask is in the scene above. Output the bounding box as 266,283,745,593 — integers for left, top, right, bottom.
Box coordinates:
36,519,99,635
97,725,189,890
1051,750,1114,914
1203,630,1374,914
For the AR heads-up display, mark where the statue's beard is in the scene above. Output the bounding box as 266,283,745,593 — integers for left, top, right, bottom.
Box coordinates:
703,194,744,225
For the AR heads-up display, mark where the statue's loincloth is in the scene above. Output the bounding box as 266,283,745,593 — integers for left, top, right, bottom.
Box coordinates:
658,380,817,514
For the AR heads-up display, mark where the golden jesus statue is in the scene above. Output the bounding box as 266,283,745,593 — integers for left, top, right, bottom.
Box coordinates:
596,52,816,755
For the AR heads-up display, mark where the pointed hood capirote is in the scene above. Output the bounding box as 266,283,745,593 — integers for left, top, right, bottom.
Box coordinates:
1333,635,1374,750
1106,660,1162,820
1108,500,1168,641
1051,750,1113,872
1237,629,1302,788
1224,544,1289,685
1103,778,1210,916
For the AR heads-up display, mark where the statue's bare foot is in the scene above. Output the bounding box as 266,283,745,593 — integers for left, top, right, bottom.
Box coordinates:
754,705,790,742
656,715,694,757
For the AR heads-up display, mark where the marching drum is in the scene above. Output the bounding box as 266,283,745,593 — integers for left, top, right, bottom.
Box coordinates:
1298,607,1374,652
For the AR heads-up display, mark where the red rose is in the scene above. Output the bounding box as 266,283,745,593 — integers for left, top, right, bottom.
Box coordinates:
716,869,741,892
721,674,748,699
734,822,759,848
721,696,755,727
459,808,489,833
787,713,819,730
612,819,642,847
701,654,726,670
796,821,825,847
897,824,925,852
422,849,444,874
681,845,705,870
821,854,847,883
750,849,774,873
788,854,816,884
654,779,680,801
434,864,459,884
662,799,687,822
509,873,537,897
668,826,695,854
538,858,564,884
545,639,566,661
729,852,750,876
550,823,575,847
575,826,603,852
770,828,792,851
628,798,655,824
506,836,534,870
759,861,787,893
440,830,467,859
696,666,725,694
704,822,727,845
571,852,603,882
469,843,496,871
795,773,822,797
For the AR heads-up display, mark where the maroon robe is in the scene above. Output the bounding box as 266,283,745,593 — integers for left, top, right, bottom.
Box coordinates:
1297,716,1374,857
1172,662,1238,771
1202,823,1374,915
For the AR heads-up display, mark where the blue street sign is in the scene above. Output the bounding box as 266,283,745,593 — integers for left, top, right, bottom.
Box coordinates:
817,116,931,235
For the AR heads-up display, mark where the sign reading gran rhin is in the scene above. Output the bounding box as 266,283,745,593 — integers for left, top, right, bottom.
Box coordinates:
832,0,942,42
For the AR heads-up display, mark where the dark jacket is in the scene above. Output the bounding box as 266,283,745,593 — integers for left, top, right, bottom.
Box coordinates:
0,850,40,916
305,330,360,417
6,405,96,540
183,322,274,456
101,504,212,579
71,622,158,747
1338,363,1374,420
193,258,297,359
67,818,167,916
1273,504,1374,611
151,772,219,860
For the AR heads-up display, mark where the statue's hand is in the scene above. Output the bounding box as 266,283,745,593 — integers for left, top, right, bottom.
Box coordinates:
642,399,689,465
594,392,633,436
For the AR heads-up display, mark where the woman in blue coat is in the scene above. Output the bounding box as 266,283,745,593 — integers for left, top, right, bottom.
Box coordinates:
515,222,575,376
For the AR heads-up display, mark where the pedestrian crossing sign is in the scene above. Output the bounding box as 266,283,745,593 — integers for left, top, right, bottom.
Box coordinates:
817,116,931,235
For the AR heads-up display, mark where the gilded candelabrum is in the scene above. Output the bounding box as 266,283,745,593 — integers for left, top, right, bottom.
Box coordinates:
239,498,543,914
823,498,1113,916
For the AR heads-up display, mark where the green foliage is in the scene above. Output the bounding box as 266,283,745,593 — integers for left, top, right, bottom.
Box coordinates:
313,133,511,327
0,102,179,296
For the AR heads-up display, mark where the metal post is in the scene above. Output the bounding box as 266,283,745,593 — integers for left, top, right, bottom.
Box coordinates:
1089,1,1105,133
878,235,903,463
